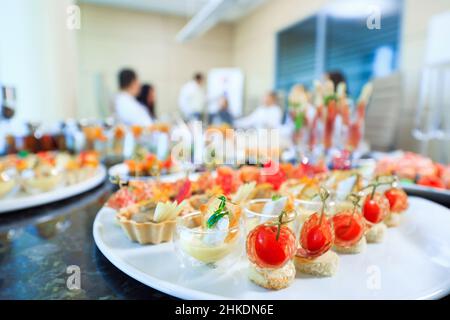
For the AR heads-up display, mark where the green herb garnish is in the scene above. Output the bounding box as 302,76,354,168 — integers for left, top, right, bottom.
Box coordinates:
206,195,229,229
271,194,282,201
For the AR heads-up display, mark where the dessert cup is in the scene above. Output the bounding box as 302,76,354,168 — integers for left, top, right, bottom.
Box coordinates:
174,211,243,270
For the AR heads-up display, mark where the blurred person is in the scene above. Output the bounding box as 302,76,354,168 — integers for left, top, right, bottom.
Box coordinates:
325,71,347,92
210,95,234,126
137,83,156,119
178,73,206,121
235,91,282,129
114,68,152,126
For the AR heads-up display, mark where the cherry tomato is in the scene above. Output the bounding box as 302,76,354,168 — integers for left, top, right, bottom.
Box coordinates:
332,211,365,247
246,224,296,268
306,225,326,252
363,198,380,223
297,213,333,258
384,188,408,212
362,193,389,224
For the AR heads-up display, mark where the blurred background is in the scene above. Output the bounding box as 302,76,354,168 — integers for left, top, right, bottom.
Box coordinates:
0,0,449,162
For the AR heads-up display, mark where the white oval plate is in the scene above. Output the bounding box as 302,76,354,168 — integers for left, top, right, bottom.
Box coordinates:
93,197,450,300
0,165,107,214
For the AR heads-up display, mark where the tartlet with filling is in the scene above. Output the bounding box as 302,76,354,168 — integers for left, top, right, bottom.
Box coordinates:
117,199,185,244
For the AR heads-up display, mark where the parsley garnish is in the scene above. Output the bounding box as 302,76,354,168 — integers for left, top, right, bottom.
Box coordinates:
206,195,229,229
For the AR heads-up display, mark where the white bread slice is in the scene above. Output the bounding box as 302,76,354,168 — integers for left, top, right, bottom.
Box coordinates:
248,260,296,290
365,223,387,243
384,212,403,228
294,250,339,277
333,236,367,254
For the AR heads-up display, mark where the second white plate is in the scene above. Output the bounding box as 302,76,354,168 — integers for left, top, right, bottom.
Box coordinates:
0,165,107,214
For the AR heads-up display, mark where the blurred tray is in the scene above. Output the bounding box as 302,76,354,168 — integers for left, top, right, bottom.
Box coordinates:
0,165,106,214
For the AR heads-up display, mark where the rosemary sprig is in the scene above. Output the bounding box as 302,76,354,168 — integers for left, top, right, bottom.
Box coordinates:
206,195,229,229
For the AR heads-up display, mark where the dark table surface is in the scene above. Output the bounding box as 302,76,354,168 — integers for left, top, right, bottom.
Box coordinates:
0,182,173,299
0,180,449,300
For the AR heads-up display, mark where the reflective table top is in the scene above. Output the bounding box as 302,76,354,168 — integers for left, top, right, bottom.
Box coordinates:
0,182,173,300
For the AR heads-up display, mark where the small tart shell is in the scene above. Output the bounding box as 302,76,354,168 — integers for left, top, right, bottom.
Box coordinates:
116,210,175,245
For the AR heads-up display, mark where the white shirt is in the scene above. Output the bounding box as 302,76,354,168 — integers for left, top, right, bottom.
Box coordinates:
235,105,282,129
114,92,153,126
178,80,206,119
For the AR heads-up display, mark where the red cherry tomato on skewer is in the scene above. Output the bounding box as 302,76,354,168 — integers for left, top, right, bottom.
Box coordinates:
297,213,334,259
247,224,296,269
332,211,365,248
384,188,409,212
362,193,389,224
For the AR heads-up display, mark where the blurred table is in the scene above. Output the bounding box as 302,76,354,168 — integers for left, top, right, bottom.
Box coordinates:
0,180,448,300
0,182,173,300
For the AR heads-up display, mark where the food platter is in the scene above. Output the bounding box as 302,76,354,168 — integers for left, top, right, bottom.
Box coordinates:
93,196,450,300
0,165,106,214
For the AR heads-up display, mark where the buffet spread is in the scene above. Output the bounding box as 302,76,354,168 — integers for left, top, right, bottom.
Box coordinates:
94,159,444,298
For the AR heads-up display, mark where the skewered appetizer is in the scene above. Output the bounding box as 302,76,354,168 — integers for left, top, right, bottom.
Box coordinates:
362,177,391,243
294,188,338,277
332,193,366,254
117,199,185,244
175,195,243,267
246,210,297,290
383,181,409,227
